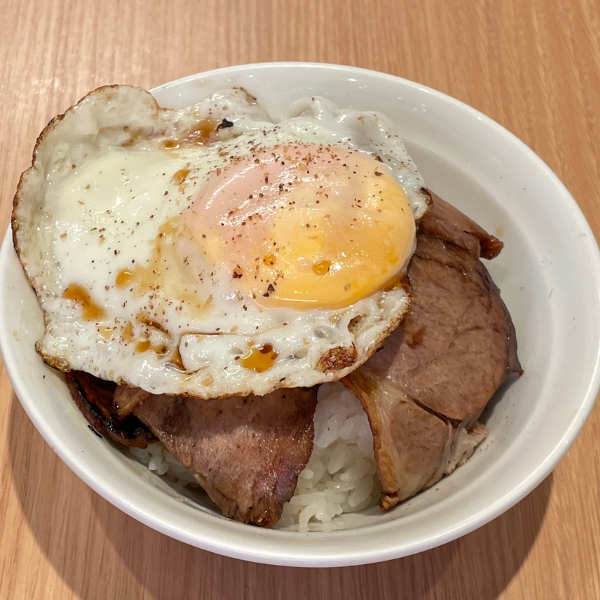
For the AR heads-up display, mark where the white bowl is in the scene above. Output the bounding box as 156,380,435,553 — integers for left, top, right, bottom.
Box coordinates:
2,63,600,567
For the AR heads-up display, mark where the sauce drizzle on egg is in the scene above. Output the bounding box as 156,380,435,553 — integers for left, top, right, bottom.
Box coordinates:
135,339,170,355
116,269,134,288
160,117,218,149
62,284,105,320
240,344,278,373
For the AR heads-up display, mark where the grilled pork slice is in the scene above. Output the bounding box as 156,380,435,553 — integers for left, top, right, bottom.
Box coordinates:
65,371,156,448
343,370,488,509
343,193,521,509
113,385,151,418
134,388,317,528
419,191,505,260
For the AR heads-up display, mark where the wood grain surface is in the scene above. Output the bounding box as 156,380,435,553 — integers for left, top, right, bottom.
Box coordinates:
1,0,599,598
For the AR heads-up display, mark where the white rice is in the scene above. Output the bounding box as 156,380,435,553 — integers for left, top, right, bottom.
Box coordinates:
129,442,199,487
129,382,380,530
278,383,380,530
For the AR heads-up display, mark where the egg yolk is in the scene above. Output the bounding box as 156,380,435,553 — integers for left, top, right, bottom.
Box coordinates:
188,143,415,309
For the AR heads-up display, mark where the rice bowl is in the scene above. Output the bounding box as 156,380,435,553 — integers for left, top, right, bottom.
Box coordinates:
1,63,599,566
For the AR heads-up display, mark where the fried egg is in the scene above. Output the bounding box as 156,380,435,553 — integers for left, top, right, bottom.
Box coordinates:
13,85,429,397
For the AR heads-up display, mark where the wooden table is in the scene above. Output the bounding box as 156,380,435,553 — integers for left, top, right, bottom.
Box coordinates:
1,0,599,598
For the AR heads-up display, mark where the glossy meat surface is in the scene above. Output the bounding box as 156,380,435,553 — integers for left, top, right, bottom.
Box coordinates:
343,193,520,508
134,388,317,527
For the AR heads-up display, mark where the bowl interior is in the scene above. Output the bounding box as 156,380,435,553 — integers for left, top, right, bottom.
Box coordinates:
2,63,599,567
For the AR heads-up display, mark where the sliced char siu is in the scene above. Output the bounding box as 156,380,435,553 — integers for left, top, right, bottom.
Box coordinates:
419,191,505,260
65,371,156,448
343,192,521,510
133,388,317,528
